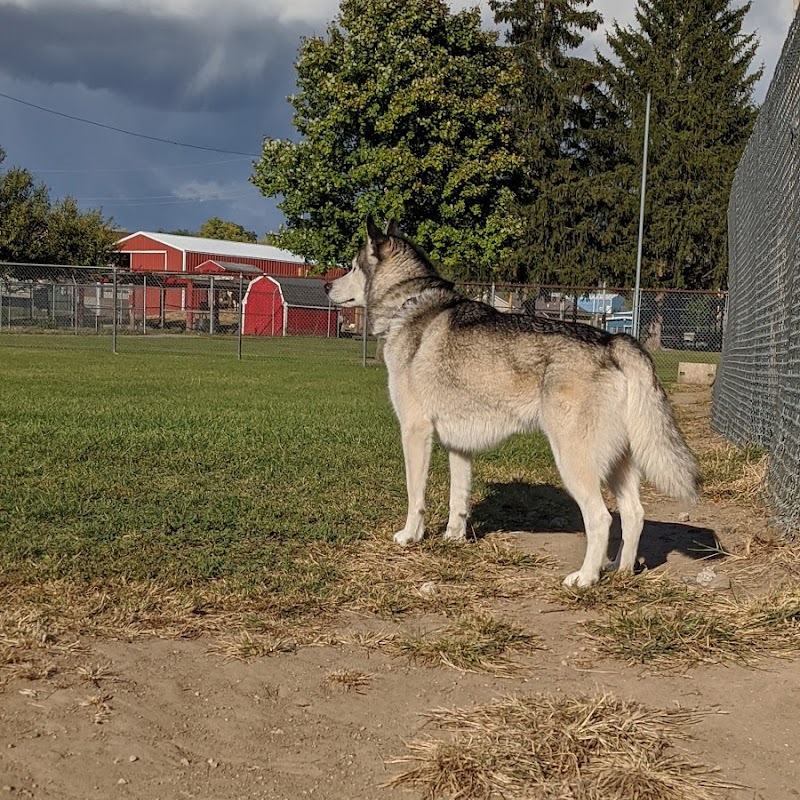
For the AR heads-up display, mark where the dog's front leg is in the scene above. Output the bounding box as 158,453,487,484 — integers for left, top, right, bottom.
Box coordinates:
393,419,434,546
444,449,472,542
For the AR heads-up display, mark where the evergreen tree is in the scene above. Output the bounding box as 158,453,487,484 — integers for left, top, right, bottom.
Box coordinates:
598,0,761,290
251,0,521,279
490,0,607,284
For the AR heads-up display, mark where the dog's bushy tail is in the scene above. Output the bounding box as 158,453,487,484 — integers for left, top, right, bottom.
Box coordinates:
611,337,701,503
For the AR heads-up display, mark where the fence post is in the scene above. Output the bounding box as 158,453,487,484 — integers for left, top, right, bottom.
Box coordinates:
142,275,147,335
327,297,332,338
209,276,215,336
362,305,368,367
600,280,607,331
0,279,4,332
237,273,243,360
73,276,78,335
112,265,118,355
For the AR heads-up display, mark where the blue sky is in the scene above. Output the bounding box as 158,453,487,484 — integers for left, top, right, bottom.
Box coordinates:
0,0,793,238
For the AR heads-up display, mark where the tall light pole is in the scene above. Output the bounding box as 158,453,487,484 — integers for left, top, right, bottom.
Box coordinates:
632,91,651,341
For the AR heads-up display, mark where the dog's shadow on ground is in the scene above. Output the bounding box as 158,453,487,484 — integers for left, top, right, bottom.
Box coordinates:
471,480,721,569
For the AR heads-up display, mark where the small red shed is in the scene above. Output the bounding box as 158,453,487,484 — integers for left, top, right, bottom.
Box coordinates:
242,276,338,337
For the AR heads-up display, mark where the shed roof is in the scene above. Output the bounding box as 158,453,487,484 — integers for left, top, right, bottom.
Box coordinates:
272,276,331,309
116,231,307,264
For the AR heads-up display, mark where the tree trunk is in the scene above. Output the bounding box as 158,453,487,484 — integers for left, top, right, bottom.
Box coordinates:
643,290,665,351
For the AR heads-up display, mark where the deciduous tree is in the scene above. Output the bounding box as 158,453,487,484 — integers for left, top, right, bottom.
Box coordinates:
252,0,521,279
197,217,257,243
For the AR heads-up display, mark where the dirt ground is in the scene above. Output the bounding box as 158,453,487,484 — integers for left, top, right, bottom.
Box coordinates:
1,387,799,800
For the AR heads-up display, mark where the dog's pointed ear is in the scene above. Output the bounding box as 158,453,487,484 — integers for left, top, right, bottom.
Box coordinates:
385,219,402,237
365,214,387,265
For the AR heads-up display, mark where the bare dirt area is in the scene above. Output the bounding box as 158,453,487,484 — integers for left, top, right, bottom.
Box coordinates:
2,387,799,800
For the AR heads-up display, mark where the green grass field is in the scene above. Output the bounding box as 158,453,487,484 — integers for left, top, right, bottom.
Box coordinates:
0,334,717,599
0,335,557,601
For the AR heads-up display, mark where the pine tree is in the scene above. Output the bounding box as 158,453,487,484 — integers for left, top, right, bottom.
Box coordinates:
598,0,761,290
490,0,607,285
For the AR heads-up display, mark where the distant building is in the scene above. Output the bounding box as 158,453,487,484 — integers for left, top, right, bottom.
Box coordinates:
605,312,633,335
116,231,309,276
575,292,626,315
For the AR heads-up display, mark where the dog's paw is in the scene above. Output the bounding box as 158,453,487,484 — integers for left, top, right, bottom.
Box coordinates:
563,570,599,588
443,528,467,543
393,529,423,546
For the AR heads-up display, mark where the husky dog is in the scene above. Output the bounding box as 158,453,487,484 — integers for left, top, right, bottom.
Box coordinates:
325,217,700,587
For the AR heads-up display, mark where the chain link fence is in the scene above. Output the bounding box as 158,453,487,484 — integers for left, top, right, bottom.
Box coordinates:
1,264,724,379
711,13,800,538
0,263,376,363
459,282,725,383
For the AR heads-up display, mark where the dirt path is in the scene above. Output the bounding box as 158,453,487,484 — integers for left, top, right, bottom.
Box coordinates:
1,388,798,800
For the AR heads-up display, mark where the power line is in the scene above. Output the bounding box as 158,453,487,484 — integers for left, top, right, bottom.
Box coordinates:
0,91,262,158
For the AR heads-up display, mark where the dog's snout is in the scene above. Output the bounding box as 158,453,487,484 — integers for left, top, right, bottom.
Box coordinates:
324,282,332,295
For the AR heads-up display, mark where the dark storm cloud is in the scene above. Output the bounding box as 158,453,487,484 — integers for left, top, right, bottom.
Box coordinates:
0,2,309,111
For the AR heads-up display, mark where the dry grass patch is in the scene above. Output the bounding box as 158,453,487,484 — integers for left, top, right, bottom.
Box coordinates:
670,385,767,504
210,630,301,662
699,444,767,503
550,565,800,670
1,533,548,685
386,693,737,800
719,534,800,587
552,571,698,613
586,588,800,670
79,693,113,724
335,534,550,617
325,668,373,692
386,613,542,676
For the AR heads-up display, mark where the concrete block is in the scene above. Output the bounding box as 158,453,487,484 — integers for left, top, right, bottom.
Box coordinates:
677,361,717,385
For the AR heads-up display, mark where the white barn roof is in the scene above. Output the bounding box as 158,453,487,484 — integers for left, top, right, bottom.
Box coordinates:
117,231,307,264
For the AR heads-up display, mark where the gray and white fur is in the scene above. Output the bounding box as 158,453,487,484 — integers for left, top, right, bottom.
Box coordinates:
325,217,700,587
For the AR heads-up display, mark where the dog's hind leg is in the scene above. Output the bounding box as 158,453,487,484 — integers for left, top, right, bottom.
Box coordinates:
606,455,644,572
545,429,613,588
444,449,472,542
393,418,434,546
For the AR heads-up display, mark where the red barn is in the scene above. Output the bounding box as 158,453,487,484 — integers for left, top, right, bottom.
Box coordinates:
116,231,309,276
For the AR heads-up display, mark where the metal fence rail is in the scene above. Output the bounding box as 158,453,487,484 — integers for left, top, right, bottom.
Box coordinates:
711,13,800,538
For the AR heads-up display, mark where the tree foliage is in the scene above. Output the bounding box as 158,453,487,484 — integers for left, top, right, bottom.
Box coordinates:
490,0,610,284
0,148,118,273
251,0,521,279
196,217,257,243
596,0,761,289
